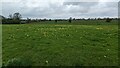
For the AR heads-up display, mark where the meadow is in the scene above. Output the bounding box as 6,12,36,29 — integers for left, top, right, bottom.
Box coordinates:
2,20,118,66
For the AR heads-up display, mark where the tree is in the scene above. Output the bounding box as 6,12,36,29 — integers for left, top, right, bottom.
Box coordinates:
0,15,5,20
8,14,12,19
106,18,112,22
69,17,72,23
43,18,46,21
13,13,22,20
12,13,22,24
55,19,57,23
27,18,31,23
1,13,22,24
73,18,75,20
0,15,6,24
49,19,51,21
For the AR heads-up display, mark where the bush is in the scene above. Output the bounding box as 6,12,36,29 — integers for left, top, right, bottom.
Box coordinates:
106,18,112,22
2,19,21,24
69,17,72,23
55,20,57,22
3,58,32,67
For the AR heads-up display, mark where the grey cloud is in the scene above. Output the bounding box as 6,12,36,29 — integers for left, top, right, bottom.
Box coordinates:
2,3,22,17
105,2,118,8
63,2,99,7
1,1,118,19
63,2,100,14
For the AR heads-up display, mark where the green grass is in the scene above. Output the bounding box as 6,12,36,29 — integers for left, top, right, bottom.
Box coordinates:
2,21,118,66
31,20,118,25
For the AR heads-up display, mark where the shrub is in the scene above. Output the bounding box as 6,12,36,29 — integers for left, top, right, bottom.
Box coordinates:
3,58,32,67
106,18,112,22
69,17,72,23
55,20,57,22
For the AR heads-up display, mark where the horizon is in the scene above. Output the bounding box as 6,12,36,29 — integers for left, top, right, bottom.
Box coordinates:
0,14,118,20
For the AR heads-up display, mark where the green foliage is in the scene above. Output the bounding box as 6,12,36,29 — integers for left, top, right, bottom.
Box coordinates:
3,58,32,67
106,18,112,22
2,12,22,24
2,19,21,24
13,13,22,20
69,17,72,23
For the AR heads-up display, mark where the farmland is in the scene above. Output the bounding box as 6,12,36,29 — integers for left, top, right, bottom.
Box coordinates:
2,20,118,66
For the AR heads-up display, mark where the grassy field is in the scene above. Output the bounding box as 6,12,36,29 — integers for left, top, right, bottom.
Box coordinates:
2,21,118,66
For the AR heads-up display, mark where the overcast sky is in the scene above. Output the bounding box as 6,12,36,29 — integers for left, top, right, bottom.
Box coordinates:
1,0,120,19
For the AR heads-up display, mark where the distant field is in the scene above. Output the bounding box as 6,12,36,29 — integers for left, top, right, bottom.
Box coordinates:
2,21,118,66
30,20,118,25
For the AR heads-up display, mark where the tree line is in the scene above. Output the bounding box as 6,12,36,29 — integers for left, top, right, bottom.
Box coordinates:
1,13,22,24
0,12,119,24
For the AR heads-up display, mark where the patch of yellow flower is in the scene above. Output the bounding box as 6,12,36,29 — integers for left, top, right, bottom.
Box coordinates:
96,27,103,30
43,32,49,37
